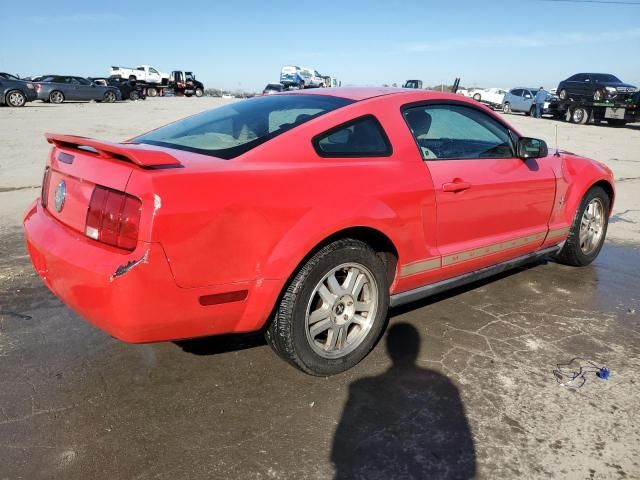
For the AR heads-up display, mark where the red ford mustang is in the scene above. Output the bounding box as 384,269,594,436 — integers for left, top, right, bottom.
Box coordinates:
24,88,614,375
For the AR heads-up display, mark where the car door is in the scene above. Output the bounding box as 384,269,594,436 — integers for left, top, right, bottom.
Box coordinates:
509,89,521,111
522,89,534,110
402,103,556,277
74,77,95,100
61,77,80,100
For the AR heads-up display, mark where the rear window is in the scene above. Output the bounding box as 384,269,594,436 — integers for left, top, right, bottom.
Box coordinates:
592,74,621,83
134,94,354,159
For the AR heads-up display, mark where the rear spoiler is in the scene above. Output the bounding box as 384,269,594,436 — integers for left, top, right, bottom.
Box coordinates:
46,133,182,168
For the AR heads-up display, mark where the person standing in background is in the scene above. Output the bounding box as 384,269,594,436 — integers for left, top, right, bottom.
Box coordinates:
534,87,547,118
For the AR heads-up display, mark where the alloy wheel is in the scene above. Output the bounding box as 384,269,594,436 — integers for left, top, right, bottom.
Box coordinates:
8,91,25,107
304,262,378,359
579,198,605,255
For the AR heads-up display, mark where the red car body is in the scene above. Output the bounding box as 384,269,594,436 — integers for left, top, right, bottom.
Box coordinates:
23,88,614,344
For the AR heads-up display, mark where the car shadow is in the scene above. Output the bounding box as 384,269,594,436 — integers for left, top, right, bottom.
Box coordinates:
331,322,476,479
175,331,266,355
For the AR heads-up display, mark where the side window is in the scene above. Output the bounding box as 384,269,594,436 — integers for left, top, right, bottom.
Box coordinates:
523,90,533,99
149,68,158,74
567,74,579,82
403,104,514,161
313,115,392,157
76,77,90,85
511,89,522,97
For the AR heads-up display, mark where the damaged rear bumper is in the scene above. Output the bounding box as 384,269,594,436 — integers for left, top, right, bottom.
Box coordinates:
23,200,278,342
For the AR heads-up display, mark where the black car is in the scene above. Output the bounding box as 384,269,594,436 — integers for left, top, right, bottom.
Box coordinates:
0,72,37,107
262,83,285,95
557,73,637,102
89,77,146,101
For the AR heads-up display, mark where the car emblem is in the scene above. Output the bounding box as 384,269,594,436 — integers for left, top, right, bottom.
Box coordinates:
54,180,66,212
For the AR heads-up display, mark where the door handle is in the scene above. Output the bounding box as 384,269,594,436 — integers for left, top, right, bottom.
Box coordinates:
442,181,471,192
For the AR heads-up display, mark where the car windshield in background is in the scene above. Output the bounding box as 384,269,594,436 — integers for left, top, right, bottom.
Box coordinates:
134,94,354,159
0,73,20,80
593,74,621,83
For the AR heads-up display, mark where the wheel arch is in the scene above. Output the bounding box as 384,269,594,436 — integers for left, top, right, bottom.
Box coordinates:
257,225,400,332
592,179,615,214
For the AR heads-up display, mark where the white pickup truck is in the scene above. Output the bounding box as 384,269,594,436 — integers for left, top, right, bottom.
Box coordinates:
110,65,169,85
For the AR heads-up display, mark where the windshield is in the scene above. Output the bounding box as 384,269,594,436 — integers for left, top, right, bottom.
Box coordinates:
592,74,621,83
0,73,20,80
134,94,354,159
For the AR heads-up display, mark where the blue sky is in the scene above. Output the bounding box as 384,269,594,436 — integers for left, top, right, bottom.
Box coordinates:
1,0,639,92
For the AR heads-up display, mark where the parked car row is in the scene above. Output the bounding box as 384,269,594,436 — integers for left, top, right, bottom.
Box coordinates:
1,67,206,106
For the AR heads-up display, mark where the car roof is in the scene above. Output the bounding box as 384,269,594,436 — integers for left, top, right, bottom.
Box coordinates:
282,87,437,101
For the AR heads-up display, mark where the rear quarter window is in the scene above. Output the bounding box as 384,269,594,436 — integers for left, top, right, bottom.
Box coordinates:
313,115,392,157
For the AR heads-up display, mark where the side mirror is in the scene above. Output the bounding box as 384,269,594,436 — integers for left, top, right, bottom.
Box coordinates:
517,137,548,159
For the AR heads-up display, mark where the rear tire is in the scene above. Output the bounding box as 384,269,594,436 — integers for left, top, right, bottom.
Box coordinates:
502,102,511,114
554,186,609,266
147,87,158,97
49,91,64,104
129,90,140,101
266,239,389,376
195,88,203,97
6,90,26,107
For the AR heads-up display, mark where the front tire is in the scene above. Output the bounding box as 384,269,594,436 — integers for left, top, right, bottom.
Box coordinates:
554,186,609,266
103,91,117,103
129,90,140,101
266,239,389,376
195,88,203,97
6,90,26,107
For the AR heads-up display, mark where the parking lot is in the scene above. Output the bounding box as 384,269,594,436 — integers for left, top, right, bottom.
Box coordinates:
1,98,639,479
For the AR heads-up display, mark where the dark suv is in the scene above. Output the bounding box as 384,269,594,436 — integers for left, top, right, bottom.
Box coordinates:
0,72,37,107
557,73,637,102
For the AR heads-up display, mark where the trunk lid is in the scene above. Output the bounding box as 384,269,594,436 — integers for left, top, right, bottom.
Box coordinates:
43,133,181,236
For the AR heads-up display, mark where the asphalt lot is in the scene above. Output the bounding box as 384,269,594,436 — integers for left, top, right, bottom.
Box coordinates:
1,97,639,479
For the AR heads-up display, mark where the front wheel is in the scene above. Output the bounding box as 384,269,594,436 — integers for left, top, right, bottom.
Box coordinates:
195,88,203,97
554,186,610,266
103,91,117,103
266,239,389,376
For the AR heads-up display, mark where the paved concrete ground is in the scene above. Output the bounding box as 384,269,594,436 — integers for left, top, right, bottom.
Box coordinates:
1,98,639,479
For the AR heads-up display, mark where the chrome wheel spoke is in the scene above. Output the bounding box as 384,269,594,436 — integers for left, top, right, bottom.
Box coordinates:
317,284,336,307
351,273,366,298
309,318,332,337
327,273,343,296
308,307,330,325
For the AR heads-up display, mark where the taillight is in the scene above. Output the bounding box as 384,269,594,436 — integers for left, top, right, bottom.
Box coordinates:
41,167,51,207
85,186,142,251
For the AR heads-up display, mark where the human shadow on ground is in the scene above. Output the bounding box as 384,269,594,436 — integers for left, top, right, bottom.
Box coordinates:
331,323,476,480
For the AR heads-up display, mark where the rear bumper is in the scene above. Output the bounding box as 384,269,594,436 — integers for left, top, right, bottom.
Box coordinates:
23,200,280,343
